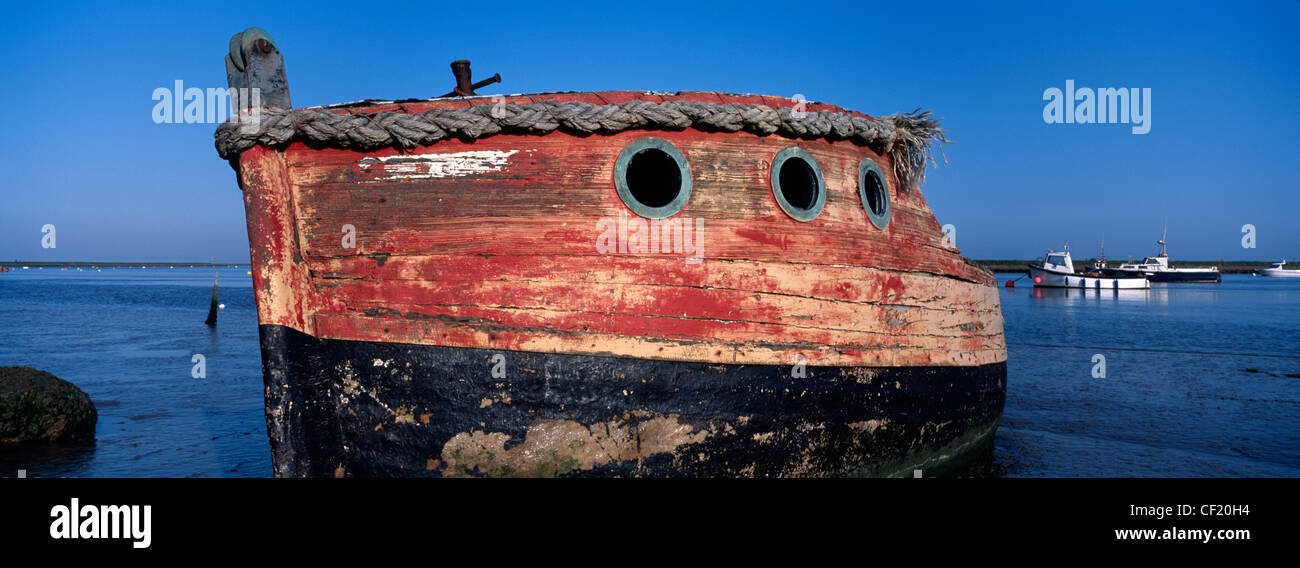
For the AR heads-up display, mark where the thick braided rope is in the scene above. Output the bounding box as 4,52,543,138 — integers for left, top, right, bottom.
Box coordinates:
215,99,947,188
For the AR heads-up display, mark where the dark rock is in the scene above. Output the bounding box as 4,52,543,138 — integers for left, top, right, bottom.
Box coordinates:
0,366,97,443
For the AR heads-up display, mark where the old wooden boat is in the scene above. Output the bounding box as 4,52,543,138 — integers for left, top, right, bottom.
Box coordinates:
216,27,1006,477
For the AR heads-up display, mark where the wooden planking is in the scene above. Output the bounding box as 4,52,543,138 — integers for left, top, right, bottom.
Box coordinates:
319,279,1000,339
294,215,975,281
283,128,984,282
302,254,1004,367
286,129,924,220
307,256,1002,336
309,254,994,309
240,145,317,332
319,299,1003,349
313,312,1004,367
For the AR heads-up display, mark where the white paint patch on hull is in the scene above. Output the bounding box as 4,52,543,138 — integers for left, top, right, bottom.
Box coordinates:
358,150,522,181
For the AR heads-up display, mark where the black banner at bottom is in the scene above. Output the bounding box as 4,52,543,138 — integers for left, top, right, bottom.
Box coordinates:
0,478,1288,556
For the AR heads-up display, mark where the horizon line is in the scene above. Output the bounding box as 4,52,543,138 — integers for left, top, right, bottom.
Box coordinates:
1,261,247,266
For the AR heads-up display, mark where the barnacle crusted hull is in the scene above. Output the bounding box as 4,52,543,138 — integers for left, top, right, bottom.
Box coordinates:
227,90,1008,477
262,325,1004,477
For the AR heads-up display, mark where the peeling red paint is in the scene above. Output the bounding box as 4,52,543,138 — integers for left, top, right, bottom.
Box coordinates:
734,227,795,249
235,91,1005,368
879,275,906,300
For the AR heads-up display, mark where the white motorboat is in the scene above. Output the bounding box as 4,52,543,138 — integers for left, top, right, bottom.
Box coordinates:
1028,246,1149,289
1257,260,1300,278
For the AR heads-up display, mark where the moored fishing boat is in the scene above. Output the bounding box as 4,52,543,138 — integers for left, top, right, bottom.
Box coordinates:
1029,246,1149,289
215,27,1006,477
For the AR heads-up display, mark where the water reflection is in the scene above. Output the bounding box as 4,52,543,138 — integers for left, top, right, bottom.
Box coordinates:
996,273,1300,477
1024,286,1153,304
0,439,97,478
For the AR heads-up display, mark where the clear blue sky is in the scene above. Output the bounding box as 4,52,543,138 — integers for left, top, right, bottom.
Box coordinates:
2,0,1297,262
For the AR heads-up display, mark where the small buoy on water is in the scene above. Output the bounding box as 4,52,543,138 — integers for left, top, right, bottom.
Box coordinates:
246,271,251,275
218,303,226,309
1005,280,1014,288
1033,276,1042,284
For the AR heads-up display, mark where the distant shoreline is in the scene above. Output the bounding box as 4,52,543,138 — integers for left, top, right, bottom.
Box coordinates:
0,262,245,268
973,260,1274,274
1,259,1277,274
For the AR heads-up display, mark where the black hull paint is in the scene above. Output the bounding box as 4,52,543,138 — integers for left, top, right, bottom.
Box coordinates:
1147,271,1221,283
1099,268,1221,283
258,324,1006,477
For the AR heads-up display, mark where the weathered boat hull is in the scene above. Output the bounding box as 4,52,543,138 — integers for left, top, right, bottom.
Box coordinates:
260,324,1004,477
229,101,1009,476
218,29,1007,476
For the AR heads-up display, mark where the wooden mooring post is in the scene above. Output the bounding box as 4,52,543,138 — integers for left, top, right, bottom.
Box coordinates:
204,272,219,326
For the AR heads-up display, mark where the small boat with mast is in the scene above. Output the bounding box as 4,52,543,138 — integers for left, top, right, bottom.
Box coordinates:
1100,226,1220,283
1028,244,1149,289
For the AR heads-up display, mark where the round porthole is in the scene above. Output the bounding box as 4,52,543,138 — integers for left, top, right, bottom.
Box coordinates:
858,159,891,229
770,147,826,222
614,137,692,219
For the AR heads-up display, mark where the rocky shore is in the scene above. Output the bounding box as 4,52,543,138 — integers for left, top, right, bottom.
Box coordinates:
0,366,97,443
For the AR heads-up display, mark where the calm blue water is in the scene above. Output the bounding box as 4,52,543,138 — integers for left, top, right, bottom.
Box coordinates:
1,269,1297,477
996,275,1300,477
0,267,268,477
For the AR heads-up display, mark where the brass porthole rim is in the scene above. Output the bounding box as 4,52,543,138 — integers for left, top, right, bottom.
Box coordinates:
858,159,891,230
613,137,692,219
770,147,826,223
